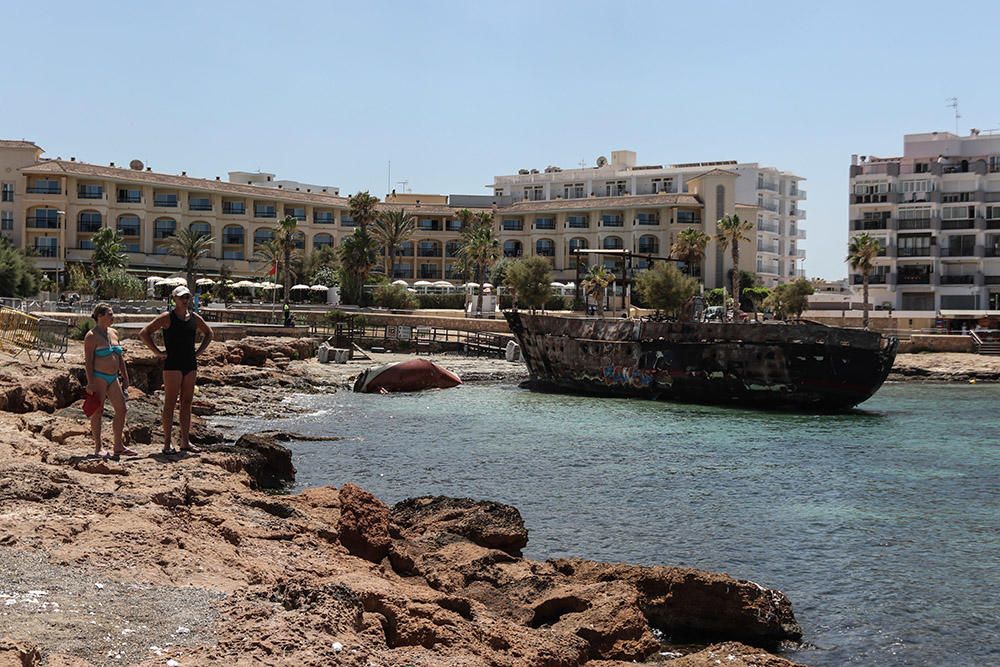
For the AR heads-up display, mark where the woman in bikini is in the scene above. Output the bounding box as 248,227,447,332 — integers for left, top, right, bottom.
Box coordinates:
139,285,214,455
83,303,135,457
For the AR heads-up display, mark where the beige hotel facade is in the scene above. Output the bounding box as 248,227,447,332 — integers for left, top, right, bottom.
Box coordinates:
1,140,793,290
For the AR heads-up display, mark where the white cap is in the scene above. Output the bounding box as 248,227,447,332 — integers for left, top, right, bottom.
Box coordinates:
172,285,192,298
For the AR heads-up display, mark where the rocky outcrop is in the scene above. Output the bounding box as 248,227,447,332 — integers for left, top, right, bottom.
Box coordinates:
392,495,530,556
0,361,84,413
338,484,391,562
208,431,297,490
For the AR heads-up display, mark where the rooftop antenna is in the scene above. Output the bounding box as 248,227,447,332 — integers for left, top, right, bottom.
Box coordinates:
578,159,587,168
946,97,960,134
396,179,410,194
387,160,391,198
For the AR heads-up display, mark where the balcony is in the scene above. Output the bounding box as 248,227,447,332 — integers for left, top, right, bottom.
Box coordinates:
189,201,213,212
502,220,524,232
223,235,244,245
566,218,589,229
897,247,931,257
26,185,61,195
790,188,806,200
636,215,660,226
31,246,58,257
26,217,60,229
601,217,624,227
940,274,975,285
534,219,556,230
757,222,780,234
223,203,246,215
446,220,463,232
285,211,307,221
794,248,806,258
939,246,977,258
418,220,442,231
154,197,178,208
794,228,807,239
77,222,102,233
78,188,103,200
254,208,277,219
758,181,779,192
790,209,807,219
851,219,889,231
757,244,780,254
314,214,335,224
940,219,975,230
852,274,888,285
897,272,931,285
852,193,889,204
897,218,932,230
758,201,779,212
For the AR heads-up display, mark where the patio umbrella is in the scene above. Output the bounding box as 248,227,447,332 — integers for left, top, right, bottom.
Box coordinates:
414,280,433,287
195,278,215,286
231,280,256,288
433,280,453,288
391,280,409,286
550,281,565,288
310,285,328,291
290,284,311,290
259,283,281,290
463,282,479,288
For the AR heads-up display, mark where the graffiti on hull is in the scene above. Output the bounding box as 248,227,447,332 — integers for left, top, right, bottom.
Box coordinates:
601,365,655,389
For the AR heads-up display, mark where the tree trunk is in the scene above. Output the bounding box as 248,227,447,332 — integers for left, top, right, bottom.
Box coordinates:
387,248,396,279
283,243,291,304
476,265,484,316
862,273,870,329
596,288,605,318
731,244,740,321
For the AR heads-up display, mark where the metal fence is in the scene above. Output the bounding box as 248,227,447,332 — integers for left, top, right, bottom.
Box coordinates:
325,322,511,357
0,305,69,362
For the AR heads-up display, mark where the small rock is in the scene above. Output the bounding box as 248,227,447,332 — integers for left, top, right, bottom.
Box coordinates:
176,626,190,634
332,641,343,652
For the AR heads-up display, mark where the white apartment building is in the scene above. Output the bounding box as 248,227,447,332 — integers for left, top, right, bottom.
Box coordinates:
849,130,1000,312
227,171,339,196
492,150,807,287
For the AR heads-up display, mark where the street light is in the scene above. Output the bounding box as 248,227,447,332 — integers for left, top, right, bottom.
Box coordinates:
55,210,66,292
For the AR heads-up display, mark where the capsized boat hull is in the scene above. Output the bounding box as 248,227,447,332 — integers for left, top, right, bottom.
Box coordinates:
354,358,462,393
505,312,898,412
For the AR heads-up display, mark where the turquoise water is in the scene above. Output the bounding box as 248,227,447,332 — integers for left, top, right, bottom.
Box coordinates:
223,383,1000,666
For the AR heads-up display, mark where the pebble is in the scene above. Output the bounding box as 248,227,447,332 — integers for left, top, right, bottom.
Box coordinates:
332,641,343,652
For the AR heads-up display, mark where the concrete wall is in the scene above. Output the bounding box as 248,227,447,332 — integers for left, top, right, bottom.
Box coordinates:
898,334,974,353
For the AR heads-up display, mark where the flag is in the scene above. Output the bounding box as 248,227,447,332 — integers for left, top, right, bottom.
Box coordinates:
268,261,277,276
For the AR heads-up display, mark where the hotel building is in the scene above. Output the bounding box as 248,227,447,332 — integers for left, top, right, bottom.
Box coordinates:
0,141,800,290
491,150,806,287
849,131,1000,311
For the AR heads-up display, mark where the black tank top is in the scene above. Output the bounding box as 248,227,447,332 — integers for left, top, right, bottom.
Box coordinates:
163,310,197,372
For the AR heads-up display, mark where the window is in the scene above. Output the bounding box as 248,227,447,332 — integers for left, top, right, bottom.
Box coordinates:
942,192,974,203
502,218,523,231
603,236,623,250
534,217,555,230
566,215,588,228
535,239,555,257
563,183,585,199
568,237,588,252
990,157,1000,173
419,264,440,279
398,241,414,257
154,192,178,207
78,211,102,233
652,177,673,194
944,234,976,257
117,215,140,237
524,186,543,201
153,218,176,239
189,196,212,211
284,207,306,220
222,225,245,245
601,214,623,227
314,210,335,224
897,234,931,257
853,182,890,195
605,180,627,196
117,188,141,203
189,222,212,238
987,206,1000,220
899,180,933,193
418,218,440,231
78,184,103,199
503,240,522,257
292,232,305,249
676,210,700,224
445,218,462,232
341,214,357,227
1,183,13,202
418,240,440,257
445,240,460,257
637,212,659,225
33,237,58,257
0,211,12,230
942,206,975,220
223,200,246,215
253,228,275,246
223,250,244,260
638,235,659,253
28,179,60,194
254,202,277,218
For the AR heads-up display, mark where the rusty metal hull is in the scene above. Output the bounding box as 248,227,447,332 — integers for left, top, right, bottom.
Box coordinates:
505,313,898,412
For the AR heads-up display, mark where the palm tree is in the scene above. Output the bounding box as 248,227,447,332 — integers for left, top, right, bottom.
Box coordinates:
164,227,214,289
671,228,711,278
457,212,500,315
276,215,298,303
348,191,380,234
91,227,128,271
337,229,379,305
715,214,754,320
371,209,416,278
847,233,881,329
454,208,477,234
582,265,615,318
253,239,299,287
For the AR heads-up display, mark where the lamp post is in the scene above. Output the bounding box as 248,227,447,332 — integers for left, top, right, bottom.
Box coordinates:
55,209,66,293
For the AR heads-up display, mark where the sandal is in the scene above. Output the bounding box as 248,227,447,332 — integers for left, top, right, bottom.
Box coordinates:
161,445,177,455
179,444,201,453
113,447,138,457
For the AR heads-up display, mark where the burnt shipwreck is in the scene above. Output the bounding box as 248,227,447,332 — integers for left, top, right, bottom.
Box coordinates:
505,312,898,411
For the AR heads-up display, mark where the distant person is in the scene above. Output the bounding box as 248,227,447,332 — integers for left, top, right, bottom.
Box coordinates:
84,303,134,458
283,302,294,327
139,285,214,455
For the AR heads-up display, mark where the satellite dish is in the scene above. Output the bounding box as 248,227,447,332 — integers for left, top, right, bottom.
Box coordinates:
129,159,144,171
596,156,608,167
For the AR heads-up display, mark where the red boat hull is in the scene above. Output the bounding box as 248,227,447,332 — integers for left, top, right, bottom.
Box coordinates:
354,359,462,393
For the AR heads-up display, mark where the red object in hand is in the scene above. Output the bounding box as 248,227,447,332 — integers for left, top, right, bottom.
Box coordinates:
82,392,102,417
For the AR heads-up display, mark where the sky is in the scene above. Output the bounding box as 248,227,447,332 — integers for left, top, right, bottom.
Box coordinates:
4,0,1000,279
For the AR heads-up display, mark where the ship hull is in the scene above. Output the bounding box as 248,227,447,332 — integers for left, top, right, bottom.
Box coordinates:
505,313,898,412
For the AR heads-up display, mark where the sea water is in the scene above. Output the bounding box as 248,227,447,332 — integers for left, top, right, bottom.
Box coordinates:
220,383,1000,666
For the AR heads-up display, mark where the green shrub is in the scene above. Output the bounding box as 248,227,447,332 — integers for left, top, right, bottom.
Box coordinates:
373,284,418,310
416,293,466,310
71,318,95,341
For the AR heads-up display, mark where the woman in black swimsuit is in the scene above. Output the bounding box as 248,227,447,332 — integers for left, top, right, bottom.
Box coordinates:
139,285,214,454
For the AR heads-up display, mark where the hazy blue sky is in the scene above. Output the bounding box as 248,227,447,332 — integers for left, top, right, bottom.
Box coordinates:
5,1,999,279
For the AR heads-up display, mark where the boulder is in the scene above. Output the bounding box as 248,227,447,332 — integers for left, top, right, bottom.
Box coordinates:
0,362,84,413
206,431,296,490
338,483,391,562
391,496,529,556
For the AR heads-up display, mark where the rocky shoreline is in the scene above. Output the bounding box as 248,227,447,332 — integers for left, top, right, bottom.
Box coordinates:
0,337,810,666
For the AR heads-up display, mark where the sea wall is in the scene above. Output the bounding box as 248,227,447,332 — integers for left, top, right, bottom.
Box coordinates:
898,334,974,354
